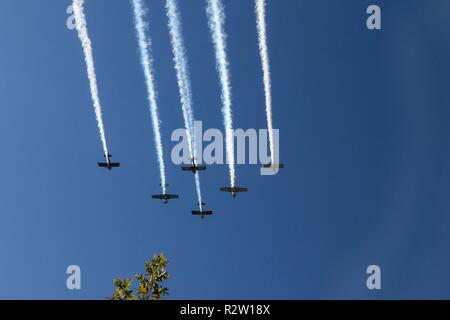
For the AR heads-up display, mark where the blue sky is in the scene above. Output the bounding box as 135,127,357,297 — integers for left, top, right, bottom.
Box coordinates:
0,0,450,299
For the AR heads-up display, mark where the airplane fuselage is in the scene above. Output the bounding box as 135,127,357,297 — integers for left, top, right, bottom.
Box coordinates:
220,186,248,197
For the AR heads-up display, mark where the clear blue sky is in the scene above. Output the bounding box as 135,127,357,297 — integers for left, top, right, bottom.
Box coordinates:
0,0,449,299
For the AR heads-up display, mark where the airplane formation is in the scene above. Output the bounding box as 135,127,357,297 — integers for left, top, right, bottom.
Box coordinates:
98,153,283,218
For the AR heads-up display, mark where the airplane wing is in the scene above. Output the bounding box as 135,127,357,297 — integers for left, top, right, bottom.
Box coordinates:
98,162,120,168
166,194,179,199
152,195,164,200
220,187,248,193
192,211,213,216
262,163,284,169
182,166,206,171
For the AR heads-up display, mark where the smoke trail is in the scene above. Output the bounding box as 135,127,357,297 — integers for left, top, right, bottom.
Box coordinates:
131,0,167,194
166,0,195,158
72,0,109,158
165,0,203,206
206,0,236,188
255,0,275,165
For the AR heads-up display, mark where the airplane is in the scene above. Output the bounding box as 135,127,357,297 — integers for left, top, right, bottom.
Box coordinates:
181,158,206,174
152,184,179,204
220,186,248,198
98,154,120,170
191,202,213,219
262,163,284,169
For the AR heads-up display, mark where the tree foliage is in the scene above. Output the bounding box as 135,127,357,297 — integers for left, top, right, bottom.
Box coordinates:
110,253,170,300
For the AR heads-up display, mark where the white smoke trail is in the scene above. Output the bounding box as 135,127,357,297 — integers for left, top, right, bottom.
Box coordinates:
206,0,236,188
195,174,203,211
166,0,195,158
72,0,109,158
255,0,275,165
131,0,167,194
165,0,203,206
